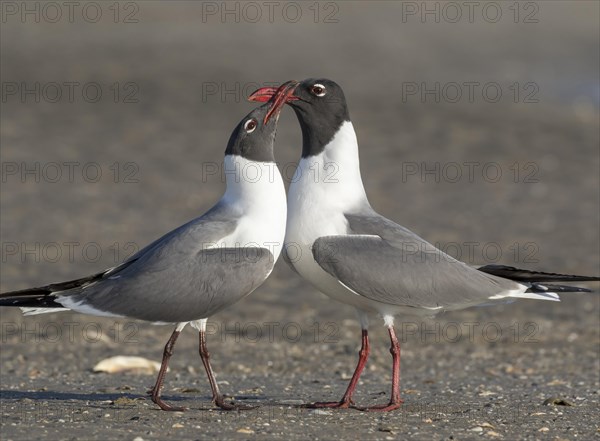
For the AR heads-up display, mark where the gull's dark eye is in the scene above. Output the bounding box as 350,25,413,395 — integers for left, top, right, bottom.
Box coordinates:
311,84,326,97
244,118,257,133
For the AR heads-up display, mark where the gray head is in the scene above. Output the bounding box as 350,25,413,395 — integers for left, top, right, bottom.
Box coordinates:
226,81,299,162
225,104,279,162
248,78,350,158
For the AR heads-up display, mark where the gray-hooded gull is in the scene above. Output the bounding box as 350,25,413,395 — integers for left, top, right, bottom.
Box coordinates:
249,78,600,411
0,81,298,411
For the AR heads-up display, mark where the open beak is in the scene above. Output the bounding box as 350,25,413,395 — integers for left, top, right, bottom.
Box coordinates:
248,86,279,103
260,80,299,125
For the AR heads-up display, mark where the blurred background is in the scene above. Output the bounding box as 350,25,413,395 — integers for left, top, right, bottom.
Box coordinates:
1,2,598,439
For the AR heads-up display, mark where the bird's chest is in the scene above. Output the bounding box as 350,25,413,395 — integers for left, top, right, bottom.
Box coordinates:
217,204,287,263
285,179,349,248
284,179,351,291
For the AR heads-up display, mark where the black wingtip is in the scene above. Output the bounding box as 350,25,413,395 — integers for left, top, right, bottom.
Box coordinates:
478,264,600,283
0,288,63,308
0,270,108,309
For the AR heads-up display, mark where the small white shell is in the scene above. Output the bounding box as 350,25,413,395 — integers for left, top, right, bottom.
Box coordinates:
93,355,164,375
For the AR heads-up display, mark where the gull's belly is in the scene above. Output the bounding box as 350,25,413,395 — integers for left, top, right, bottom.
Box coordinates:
284,184,434,317
286,237,442,317
285,189,379,312
289,241,380,312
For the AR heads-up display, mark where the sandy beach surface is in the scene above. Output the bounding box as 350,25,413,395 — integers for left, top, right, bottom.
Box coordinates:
1,2,598,440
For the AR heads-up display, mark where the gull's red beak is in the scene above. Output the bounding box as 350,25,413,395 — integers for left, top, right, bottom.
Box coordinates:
260,80,299,125
248,86,279,103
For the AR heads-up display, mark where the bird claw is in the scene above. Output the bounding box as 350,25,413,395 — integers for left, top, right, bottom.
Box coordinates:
356,400,403,412
151,396,187,412
148,386,187,411
214,396,256,411
302,400,354,409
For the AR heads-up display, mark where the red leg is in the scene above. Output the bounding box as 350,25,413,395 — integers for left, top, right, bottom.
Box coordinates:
359,325,403,412
150,328,186,411
198,330,254,410
305,329,370,409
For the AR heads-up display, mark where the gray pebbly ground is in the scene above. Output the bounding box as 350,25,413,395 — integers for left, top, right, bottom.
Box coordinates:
1,2,599,440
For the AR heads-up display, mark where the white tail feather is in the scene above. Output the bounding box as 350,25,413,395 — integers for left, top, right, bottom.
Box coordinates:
488,286,560,302
21,307,70,315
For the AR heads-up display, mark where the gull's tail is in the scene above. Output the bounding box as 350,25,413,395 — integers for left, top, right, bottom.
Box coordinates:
1,257,140,314
0,271,106,313
477,264,599,293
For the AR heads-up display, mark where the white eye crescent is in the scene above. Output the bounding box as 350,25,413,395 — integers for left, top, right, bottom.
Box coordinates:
244,118,257,133
311,83,327,97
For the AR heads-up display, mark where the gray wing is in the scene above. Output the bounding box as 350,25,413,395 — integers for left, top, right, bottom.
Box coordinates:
110,199,240,272
62,247,274,322
311,210,521,310
56,201,275,322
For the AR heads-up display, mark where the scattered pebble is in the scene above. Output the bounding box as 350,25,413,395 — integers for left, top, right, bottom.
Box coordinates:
478,390,496,396
280,400,304,405
112,397,139,406
546,379,566,386
543,397,574,406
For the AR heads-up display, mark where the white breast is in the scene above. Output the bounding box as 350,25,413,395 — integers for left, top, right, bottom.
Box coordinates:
216,155,287,261
284,122,377,310
286,121,366,242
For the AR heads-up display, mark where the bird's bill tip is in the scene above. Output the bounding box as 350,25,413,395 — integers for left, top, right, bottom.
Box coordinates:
248,80,300,104
262,81,299,124
247,86,278,103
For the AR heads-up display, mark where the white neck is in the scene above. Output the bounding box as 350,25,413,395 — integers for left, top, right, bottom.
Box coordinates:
290,121,368,211
285,121,369,249
220,155,287,260
284,121,369,284
222,155,283,204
